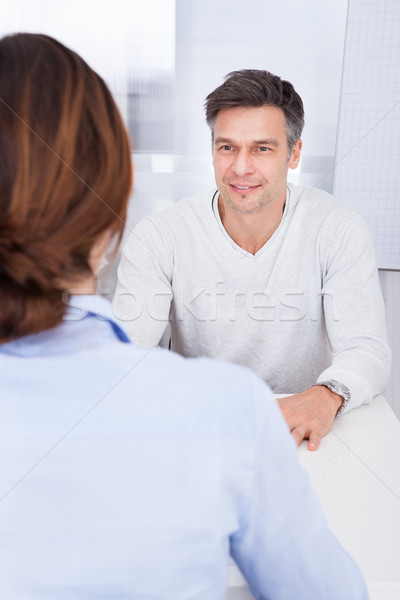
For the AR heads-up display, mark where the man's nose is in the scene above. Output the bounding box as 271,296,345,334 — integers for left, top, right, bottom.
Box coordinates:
231,149,255,177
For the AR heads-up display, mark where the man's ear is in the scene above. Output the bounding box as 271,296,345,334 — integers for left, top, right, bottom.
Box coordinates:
288,139,302,169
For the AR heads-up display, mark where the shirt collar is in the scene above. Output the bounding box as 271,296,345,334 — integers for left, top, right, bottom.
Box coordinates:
0,295,131,357
66,295,131,343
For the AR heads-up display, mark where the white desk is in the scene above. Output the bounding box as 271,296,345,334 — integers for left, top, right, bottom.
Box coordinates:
227,395,400,600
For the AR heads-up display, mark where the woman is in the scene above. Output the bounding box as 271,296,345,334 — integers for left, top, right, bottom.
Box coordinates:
0,33,367,599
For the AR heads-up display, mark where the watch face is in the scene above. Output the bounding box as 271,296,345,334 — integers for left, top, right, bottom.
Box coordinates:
330,380,350,397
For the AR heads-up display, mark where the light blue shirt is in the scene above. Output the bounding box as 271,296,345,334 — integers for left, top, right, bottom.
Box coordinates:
0,295,367,599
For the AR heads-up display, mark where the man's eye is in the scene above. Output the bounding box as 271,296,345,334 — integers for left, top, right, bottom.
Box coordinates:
221,145,233,151
257,146,270,152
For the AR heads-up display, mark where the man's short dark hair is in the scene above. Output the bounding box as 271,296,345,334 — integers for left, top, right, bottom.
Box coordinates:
205,69,304,153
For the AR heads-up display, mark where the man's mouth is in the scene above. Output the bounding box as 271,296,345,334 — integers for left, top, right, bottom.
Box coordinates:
230,184,260,193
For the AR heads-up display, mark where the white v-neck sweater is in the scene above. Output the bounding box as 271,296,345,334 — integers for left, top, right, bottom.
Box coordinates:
113,184,390,412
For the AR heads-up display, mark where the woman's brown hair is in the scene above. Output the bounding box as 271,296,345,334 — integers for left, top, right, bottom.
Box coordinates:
0,33,132,341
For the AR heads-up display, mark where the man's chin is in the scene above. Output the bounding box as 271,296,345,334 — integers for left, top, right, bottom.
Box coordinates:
222,194,266,215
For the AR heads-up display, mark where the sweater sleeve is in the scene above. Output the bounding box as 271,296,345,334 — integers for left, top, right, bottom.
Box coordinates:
317,211,391,412
230,374,368,600
112,217,173,348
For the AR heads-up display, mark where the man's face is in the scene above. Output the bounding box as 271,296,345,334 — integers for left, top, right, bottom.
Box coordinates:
212,105,301,215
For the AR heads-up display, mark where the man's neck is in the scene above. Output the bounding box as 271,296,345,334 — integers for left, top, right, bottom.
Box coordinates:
218,195,286,255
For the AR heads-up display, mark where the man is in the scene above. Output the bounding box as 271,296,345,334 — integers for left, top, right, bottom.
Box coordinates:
113,69,390,450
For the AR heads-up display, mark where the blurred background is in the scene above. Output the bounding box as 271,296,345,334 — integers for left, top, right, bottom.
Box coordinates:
1,0,398,415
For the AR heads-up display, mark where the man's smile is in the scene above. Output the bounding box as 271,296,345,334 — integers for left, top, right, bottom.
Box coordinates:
229,183,261,194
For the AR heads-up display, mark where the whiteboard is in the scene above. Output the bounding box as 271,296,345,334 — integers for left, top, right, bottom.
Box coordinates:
333,0,400,269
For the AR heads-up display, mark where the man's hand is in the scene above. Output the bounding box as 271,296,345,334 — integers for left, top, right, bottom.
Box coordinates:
277,386,343,451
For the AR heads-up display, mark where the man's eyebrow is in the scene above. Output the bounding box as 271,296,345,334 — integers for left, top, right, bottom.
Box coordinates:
253,138,279,146
213,137,279,146
214,137,234,145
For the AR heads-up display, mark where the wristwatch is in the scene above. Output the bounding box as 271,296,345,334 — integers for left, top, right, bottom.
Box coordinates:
316,379,351,416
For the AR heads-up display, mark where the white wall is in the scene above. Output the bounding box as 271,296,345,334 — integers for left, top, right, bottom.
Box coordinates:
379,270,400,417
